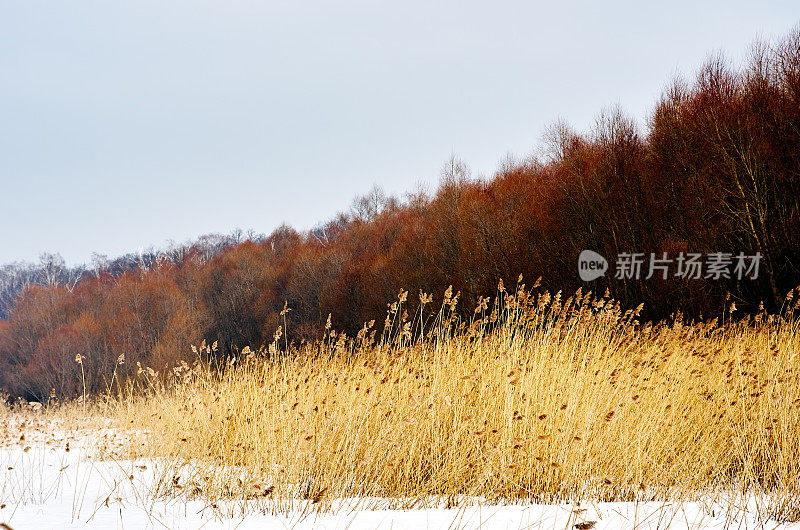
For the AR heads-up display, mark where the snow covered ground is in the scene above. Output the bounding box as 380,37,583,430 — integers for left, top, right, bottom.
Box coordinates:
0,415,797,530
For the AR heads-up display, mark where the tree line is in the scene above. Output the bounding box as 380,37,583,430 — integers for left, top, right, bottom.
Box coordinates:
2,29,799,400
0,230,265,320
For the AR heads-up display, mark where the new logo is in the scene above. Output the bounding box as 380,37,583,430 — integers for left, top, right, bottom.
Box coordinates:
578,250,608,281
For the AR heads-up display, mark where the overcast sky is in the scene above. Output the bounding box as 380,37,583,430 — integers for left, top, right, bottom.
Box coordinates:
1,1,798,265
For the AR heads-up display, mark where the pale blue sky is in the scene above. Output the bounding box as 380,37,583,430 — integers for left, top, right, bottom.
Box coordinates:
1,1,797,265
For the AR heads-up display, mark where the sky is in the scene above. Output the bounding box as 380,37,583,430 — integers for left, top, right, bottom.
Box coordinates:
1,1,798,266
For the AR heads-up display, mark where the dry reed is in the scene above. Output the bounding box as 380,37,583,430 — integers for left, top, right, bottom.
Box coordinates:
115,281,800,519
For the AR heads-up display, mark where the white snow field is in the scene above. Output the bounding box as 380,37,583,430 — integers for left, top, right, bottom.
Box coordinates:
0,415,798,530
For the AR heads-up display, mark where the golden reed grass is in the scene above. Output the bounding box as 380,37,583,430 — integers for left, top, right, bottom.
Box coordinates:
116,281,800,518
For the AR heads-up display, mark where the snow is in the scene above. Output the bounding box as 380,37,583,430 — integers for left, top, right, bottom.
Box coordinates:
0,417,797,529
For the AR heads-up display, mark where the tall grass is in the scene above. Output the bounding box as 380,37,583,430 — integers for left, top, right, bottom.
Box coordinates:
118,282,800,519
